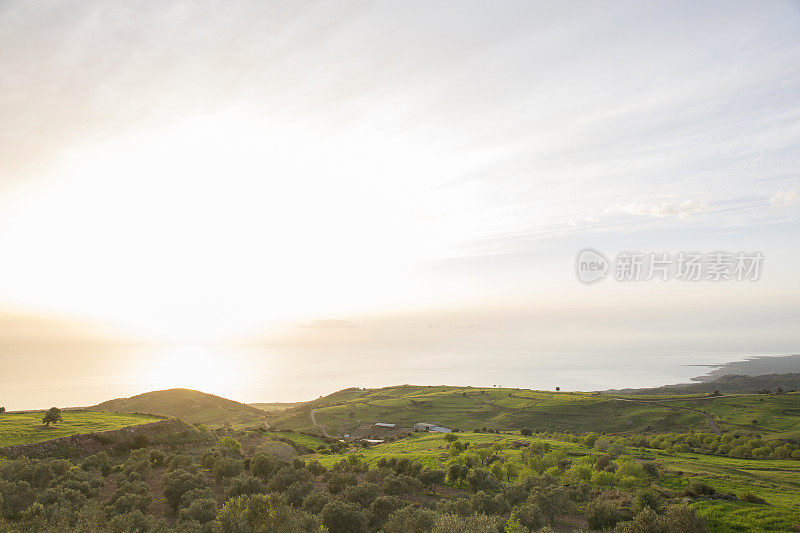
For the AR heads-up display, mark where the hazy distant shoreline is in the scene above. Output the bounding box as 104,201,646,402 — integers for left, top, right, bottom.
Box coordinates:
689,354,800,382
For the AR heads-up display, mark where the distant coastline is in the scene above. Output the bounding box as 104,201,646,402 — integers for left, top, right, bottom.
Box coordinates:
689,353,800,382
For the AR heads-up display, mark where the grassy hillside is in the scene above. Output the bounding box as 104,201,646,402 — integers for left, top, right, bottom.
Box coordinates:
2,389,799,532
0,410,158,447
249,401,308,413
267,384,800,439
92,388,269,426
606,372,800,395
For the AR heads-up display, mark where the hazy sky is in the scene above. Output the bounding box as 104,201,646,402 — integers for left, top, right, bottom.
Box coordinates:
1,1,799,365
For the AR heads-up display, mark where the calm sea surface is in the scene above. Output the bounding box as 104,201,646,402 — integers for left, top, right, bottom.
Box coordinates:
0,346,785,411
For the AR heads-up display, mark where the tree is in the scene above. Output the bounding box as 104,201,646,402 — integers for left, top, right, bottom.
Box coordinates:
520,428,532,436
42,407,62,426
0,407,5,413
555,387,560,392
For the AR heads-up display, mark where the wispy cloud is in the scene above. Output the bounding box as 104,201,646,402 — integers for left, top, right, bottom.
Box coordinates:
617,199,709,220
770,190,799,207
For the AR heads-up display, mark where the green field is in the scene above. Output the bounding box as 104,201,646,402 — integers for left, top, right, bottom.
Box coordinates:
0,410,159,447
269,384,799,439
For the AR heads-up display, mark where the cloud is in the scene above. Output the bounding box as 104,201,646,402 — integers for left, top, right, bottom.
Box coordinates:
770,190,799,207
617,199,709,220
299,319,361,329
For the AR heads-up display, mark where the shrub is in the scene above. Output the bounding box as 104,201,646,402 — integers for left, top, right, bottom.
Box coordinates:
513,503,544,530
591,470,615,487
224,475,264,500
213,458,244,480
0,480,36,519
109,510,154,533
344,483,379,507
284,481,313,508
740,492,767,504
219,436,242,455
161,469,210,509
215,493,320,533
617,505,708,533
178,497,217,524
267,465,310,493
149,449,166,468
306,459,326,477
383,506,437,533
432,512,500,532
382,473,423,496
368,496,407,530
302,490,332,514
587,501,625,531
82,452,112,475
466,468,500,492
250,452,284,479
682,481,716,498
321,500,368,533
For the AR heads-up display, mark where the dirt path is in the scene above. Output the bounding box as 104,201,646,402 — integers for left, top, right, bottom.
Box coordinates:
310,408,330,437
612,397,721,435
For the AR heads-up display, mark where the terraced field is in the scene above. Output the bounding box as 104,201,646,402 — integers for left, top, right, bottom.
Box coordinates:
0,410,159,447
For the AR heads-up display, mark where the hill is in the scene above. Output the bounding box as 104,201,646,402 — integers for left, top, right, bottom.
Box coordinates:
249,401,308,413
603,372,800,395
266,384,800,439
92,388,269,426
0,410,159,447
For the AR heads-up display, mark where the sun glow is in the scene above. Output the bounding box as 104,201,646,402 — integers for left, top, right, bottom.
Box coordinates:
141,346,240,395
0,108,490,342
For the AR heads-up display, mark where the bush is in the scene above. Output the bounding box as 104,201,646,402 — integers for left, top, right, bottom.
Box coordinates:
617,505,708,533
587,501,625,531
224,475,264,500
513,504,544,531
591,470,615,487
368,496,406,530
466,468,499,492
219,436,242,455
432,512,501,532
250,452,284,479
161,469,210,509
285,481,313,508
213,458,244,480
740,492,767,504
682,481,716,498
82,452,112,475
178,497,217,524
267,465,310,493
383,506,437,533
322,500,368,533
634,488,662,513
382,473,423,496
216,493,321,533
302,491,332,515
343,483,379,507
0,480,36,519
109,510,154,533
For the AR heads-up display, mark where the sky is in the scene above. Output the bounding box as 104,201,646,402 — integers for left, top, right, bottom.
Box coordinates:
1,1,799,406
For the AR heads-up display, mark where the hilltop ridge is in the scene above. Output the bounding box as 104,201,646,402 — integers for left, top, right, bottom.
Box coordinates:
92,388,269,426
